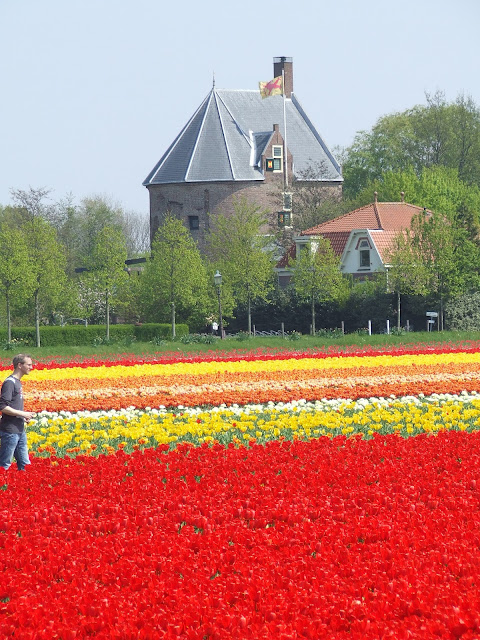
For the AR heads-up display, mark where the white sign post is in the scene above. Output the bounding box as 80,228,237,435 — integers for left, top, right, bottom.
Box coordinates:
426,311,438,332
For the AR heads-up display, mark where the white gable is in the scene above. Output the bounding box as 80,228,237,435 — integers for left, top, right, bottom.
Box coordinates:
340,230,386,275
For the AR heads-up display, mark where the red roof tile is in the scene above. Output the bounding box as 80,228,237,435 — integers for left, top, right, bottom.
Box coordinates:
369,230,405,262
301,202,428,236
320,231,351,257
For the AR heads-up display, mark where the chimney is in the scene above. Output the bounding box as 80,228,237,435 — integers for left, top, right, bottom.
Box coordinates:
273,56,293,98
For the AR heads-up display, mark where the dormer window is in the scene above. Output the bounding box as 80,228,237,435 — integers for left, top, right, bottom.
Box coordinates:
358,238,371,268
272,145,283,171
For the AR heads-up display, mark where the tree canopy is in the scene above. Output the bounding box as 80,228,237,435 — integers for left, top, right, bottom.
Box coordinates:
207,198,276,334
141,215,211,335
342,92,480,199
290,237,348,334
90,226,128,340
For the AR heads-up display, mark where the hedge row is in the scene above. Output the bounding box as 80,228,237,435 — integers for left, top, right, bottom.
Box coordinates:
0,323,189,347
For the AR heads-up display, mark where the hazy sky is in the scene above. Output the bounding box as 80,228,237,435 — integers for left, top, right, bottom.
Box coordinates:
2,0,479,216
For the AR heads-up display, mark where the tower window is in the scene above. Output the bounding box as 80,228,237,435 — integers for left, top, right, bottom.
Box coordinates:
189,216,199,230
272,145,283,172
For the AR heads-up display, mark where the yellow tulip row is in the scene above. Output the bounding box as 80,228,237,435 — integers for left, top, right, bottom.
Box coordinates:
28,393,480,457
27,351,480,382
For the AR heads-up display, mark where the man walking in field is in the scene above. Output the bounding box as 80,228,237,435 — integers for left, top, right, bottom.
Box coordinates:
0,354,36,471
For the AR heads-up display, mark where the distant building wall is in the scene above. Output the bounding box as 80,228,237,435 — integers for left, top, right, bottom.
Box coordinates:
148,179,342,252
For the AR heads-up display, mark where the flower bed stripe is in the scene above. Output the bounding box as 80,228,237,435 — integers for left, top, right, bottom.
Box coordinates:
3,338,480,370
22,353,480,412
25,392,480,457
25,350,480,381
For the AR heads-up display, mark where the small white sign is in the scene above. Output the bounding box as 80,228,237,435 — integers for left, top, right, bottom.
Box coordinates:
426,311,438,318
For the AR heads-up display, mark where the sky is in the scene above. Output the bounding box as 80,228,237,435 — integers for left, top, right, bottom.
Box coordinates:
2,0,480,217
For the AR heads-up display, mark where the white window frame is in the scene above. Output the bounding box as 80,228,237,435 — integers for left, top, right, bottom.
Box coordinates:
358,238,371,269
272,145,283,172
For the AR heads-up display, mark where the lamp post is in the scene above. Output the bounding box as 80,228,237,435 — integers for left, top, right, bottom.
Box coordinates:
214,270,224,339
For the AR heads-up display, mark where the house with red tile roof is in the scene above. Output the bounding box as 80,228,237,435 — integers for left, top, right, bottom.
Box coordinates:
276,193,431,286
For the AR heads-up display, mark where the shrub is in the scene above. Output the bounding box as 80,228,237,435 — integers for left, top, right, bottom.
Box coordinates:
235,331,252,341
390,327,408,336
286,331,302,341
133,323,189,342
445,293,480,331
0,323,189,347
354,327,370,336
315,328,343,339
179,334,219,345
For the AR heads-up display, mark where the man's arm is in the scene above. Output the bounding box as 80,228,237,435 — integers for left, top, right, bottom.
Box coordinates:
1,406,36,420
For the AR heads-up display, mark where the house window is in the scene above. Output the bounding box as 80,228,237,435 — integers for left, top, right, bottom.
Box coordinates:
189,216,199,230
358,239,371,268
272,145,283,172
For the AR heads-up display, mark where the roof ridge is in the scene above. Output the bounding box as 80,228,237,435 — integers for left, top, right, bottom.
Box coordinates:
373,201,382,229
143,90,211,185
213,90,237,180
301,202,374,235
185,90,215,181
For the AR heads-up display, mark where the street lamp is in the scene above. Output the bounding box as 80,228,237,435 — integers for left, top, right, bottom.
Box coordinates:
214,270,224,339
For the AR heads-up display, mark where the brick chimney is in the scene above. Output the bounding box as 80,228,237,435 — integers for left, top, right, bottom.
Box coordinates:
273,56,293,98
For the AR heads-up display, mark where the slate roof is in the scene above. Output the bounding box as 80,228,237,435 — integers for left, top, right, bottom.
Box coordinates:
143,89,342,186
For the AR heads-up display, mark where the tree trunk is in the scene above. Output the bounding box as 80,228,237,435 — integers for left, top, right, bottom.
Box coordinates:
6,293,11,343
311,294,316,335
106,290,110,341
397,291,401,331
34,290,41,348
247,296,252,335
171,301,176,339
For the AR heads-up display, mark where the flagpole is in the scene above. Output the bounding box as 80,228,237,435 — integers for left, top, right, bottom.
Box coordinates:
282,69,288,188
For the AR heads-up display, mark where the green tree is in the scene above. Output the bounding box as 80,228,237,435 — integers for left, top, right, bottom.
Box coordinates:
290,237,348,334
140,215,210,336
387,210,479,330
342,92,480,198
90,226,128,340
354,166,480,241
385,228,430,330
25,217,68,347
76,195,149,262
207,198,275,334
0,226,34,341
115,273,142,325
9,188,70,344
